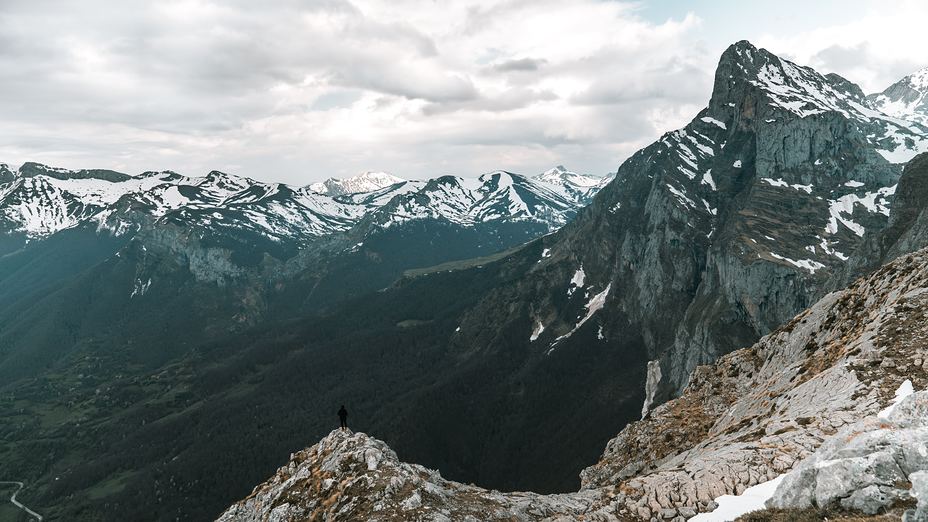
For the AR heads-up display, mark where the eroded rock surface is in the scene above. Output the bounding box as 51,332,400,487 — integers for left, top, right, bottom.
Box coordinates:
767,391,928,515
216,429,610,522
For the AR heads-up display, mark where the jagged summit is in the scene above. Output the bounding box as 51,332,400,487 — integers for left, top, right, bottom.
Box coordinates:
359,170,579,230
534,165,600,187
869,66,928,126
708,40,928,163
532,165,609,206
308,171,406,197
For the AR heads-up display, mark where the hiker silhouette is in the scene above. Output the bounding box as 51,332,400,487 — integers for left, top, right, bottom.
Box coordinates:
338,405,348,430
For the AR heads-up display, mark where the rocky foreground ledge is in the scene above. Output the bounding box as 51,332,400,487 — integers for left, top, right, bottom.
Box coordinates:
215,428,608,521
219,249,928,521
217,390,928,522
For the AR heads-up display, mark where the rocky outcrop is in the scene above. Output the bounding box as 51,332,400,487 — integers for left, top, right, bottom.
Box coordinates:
216,429,607,522
767,390,928,516
580,245,928,519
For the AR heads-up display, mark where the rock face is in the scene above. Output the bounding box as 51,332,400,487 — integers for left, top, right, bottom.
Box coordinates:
449,39,918,439
767,390,928,516
217,429,605,522
219,244,928,521
834,152,928,287
579,245,928,519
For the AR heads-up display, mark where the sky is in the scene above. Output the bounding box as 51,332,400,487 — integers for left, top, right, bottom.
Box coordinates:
1,0,926,184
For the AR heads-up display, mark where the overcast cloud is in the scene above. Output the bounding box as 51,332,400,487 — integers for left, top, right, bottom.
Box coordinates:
0,0,926,184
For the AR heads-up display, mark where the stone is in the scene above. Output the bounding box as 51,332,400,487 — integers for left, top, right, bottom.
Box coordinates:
911,471,928,521
769,393,928,517
840,484,895,514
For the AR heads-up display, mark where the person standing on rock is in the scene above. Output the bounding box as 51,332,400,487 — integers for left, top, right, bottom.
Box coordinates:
338,405,348,430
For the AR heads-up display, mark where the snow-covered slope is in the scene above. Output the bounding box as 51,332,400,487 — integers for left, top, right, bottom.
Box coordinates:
532,165,611,206
308,171,405,197
363,171,582,232
868,66,928,127
0,164,368,242
0,163,603,244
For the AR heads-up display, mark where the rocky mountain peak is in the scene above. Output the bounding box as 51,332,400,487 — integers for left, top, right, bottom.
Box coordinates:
308,171,406,197
0,163,15,183
868,65,928,126
707,41,928,164
711,40,860,120
534,165,603,187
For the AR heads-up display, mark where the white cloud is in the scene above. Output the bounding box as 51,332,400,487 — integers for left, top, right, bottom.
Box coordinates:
0,1,924,184
755,0,928,92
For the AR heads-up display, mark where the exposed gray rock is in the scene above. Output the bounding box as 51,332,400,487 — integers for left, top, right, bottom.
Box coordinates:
641,360,662,418
905,471,928,521
767,391,928,514
216,429,613,522
832,152,928,289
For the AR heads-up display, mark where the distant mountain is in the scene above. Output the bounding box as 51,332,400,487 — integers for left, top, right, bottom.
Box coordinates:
868,66,928,126
0,163,365,244
0,163,600,245
307,171,405,196
532,165,610,206
0,161,605,378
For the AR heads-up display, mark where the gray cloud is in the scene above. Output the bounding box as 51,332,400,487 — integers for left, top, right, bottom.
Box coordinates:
810,42,923,93
492,57,548,72
4,0,917,185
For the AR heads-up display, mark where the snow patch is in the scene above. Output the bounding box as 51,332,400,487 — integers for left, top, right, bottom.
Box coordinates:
700,116,727,129
567,266,586,296
878,379,914,419
690,474,786,522
550,284,612,352
769,252,826,274
530,320,545,342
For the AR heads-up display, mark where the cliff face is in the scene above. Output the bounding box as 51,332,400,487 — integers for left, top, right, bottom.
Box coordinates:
451,39,908,424
833,152,928,288
219,241,928,521
579,247,928,518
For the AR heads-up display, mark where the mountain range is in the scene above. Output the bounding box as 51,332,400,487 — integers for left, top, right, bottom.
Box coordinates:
2,40,928,522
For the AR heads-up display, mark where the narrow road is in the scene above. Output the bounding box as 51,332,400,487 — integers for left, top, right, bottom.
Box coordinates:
0,481,43,521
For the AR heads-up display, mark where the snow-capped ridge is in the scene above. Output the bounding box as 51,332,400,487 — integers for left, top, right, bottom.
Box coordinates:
868,65,928,126
714,41,928,163
532,165,610,206
308,171,406,196
1,161,604,243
